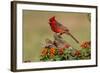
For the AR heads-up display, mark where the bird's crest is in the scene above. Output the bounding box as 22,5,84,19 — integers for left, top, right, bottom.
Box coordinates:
49,16,55,22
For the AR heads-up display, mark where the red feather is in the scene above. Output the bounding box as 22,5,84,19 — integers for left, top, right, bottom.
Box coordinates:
49,16,64,33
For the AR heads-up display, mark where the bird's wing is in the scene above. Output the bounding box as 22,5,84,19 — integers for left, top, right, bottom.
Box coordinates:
56,21,62,26
56,20,69,31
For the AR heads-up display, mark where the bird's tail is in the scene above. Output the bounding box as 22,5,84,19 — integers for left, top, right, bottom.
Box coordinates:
66,32,79,44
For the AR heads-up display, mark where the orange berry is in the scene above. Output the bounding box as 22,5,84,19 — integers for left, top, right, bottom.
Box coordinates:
58,48,64,55
49,48,55,58
74,50,81,56
41,48,48,56
80,41,91,48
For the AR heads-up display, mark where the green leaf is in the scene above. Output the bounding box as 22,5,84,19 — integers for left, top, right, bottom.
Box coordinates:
53,55,62,61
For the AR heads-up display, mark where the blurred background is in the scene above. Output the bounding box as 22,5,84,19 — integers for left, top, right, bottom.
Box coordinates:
23,10,91,62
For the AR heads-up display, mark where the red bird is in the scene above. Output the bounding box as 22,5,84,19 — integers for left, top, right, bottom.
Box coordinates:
49,16,79,43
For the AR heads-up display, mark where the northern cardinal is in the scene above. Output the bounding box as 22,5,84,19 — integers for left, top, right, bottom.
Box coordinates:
49,16,79,43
